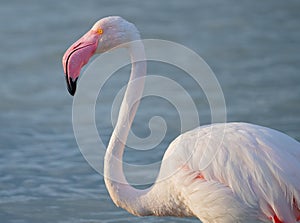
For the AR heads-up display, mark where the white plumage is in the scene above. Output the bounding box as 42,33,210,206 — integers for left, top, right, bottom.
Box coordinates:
162,123,300,222
63,16,300,223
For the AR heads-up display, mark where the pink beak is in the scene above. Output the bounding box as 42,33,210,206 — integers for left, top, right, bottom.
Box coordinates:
62,30,100,96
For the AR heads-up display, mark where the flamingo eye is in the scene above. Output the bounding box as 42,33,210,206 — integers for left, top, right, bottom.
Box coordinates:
97,28,103,35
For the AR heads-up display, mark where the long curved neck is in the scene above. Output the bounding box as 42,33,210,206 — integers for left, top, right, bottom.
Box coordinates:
104,40,161,216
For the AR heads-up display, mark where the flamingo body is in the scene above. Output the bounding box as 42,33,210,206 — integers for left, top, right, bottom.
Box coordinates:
62,16,300,223
159,122,300,222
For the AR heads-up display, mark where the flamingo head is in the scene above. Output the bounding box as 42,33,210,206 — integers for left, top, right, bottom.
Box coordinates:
62,16,140,95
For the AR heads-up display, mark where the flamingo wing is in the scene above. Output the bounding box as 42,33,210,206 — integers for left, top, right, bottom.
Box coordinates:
166,123,300,222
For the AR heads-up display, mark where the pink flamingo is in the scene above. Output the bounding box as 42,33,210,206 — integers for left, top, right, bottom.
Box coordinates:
62,16,300,223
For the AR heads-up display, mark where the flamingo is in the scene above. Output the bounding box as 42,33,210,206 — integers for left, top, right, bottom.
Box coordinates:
62,16,300,223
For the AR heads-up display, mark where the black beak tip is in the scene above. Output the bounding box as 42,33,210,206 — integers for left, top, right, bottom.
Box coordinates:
68,88,76,96
65,75,77,96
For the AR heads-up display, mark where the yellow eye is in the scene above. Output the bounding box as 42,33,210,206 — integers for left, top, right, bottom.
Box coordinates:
97,28,103,35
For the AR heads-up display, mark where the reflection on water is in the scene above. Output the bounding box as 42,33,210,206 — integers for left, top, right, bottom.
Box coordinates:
0,0,299,222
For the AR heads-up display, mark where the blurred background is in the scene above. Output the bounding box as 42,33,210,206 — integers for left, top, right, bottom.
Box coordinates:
0,0,299,222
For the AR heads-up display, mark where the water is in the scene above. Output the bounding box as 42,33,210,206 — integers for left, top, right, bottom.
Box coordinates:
0,0,299,222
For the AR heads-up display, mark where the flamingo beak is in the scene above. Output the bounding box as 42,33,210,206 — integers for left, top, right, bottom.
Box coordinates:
65,75,78,96
62,30,100,96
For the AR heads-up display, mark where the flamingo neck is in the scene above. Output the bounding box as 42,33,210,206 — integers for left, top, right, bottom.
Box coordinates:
103,39,193,217
104,40,156,216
